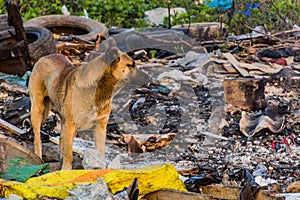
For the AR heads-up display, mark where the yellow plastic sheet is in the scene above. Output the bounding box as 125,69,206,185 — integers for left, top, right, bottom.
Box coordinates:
0,169,113,199
104,164,186,197
0,164,186,199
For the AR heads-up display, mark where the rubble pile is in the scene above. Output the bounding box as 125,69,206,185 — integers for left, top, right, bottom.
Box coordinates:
3,3,300,199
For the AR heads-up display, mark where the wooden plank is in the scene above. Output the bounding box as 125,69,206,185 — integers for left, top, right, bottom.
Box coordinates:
0,118,26,135
142,189,213,200
222,63,238,73
200,184,283,200
223,53,250,77
201,184,242,200
0,134,43,170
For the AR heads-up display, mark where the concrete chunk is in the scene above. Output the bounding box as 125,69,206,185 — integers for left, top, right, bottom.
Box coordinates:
223,78,265,111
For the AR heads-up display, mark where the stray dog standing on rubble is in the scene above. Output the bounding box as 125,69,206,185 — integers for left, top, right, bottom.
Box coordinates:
29,47,136,169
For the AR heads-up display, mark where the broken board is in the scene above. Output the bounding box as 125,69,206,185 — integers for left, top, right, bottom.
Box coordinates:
200,184,284,200
142,188,213,200
223,53,250,77
0,134,43,170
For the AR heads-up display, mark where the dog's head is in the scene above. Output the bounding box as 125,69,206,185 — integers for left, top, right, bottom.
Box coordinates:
104,47,136,81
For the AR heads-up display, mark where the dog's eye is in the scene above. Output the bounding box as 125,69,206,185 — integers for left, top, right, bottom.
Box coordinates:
127,61,135,68
113,57,120,63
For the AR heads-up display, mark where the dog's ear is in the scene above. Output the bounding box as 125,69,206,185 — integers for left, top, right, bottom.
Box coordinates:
104,47,120,65
101,37,117,53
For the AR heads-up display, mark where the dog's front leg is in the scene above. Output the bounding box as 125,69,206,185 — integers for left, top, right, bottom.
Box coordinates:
94,114,109,158
61,120,76,169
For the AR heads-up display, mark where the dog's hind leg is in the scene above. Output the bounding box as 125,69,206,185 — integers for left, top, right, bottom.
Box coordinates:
29,73,50,159
30,94,47,159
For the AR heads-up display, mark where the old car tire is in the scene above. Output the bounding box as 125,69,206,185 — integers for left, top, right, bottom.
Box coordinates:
24,15,108,41
26,26,57,62
0,26,56,61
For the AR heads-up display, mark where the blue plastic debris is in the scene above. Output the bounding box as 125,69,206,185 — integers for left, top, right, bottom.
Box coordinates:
0,71,31,86
207,0,233,10
243,3,260,17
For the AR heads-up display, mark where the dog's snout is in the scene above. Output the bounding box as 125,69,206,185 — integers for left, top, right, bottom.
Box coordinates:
127,61,135,68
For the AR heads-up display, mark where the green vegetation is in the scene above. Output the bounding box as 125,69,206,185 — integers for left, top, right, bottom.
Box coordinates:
169,3,219,26
1,0,300,34
1,0,188,28
230,0,300,34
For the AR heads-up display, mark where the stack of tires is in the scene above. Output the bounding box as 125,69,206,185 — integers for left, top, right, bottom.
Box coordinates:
0,14,56,76
0,15,108,76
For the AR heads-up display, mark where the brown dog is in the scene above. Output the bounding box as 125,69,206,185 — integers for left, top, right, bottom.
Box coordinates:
29,47,135,169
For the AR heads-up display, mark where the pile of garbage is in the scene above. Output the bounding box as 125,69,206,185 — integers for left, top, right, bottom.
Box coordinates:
3,1,300,199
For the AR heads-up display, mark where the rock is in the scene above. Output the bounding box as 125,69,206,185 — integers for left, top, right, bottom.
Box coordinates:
66,178,136,200
286,181,300,192
254,176,278,186
82,148,106,169
190,72,208,84
145,7,186,25
107,154,121,169
183,51,210,66
203,106,226,146
200,184,242,200
223,77,265,111
42,143,61,162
